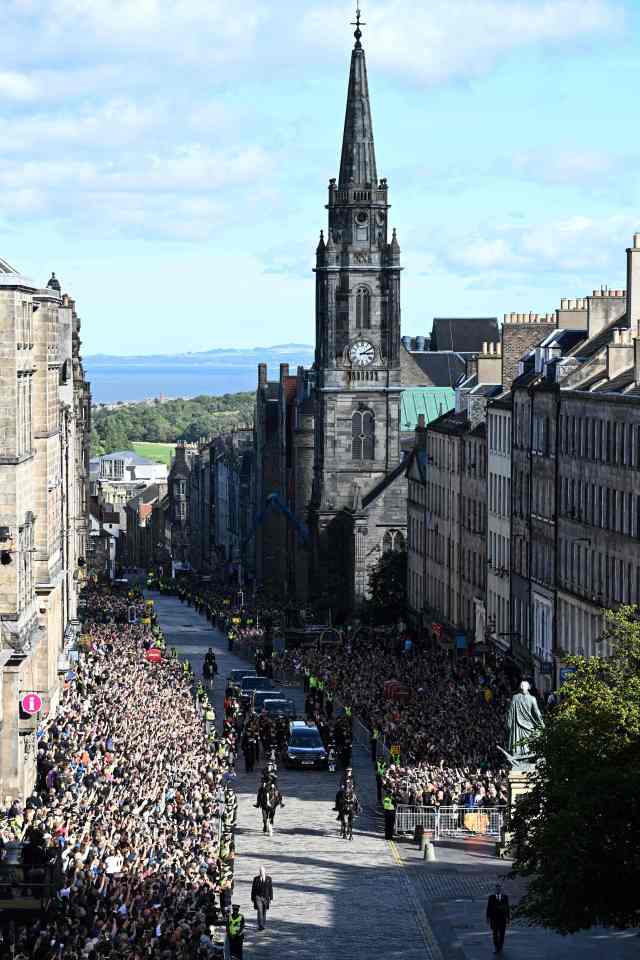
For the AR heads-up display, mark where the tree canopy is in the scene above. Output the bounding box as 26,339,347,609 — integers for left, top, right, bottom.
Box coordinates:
510,605,640,933
365,549,407,623
91,393,254,456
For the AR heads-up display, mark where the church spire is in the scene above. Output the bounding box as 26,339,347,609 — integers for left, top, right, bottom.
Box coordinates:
338,8,377,189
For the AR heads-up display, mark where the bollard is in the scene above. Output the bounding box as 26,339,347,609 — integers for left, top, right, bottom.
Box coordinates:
414,825,424,848
423,840,436,862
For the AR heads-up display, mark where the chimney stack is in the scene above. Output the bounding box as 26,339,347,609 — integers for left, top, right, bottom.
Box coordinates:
627,233,640,336
258,363,267,387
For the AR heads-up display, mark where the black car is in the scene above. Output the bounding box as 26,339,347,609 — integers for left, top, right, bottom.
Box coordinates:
262,698,297,719
226,669,256,696
252,689,283,712
239,676,274,707
285,722,328,769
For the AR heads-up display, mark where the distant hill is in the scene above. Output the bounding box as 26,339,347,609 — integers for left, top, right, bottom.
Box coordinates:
86,343,314,366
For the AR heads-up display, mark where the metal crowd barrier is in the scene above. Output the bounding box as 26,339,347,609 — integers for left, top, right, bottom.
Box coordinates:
395,804,506,840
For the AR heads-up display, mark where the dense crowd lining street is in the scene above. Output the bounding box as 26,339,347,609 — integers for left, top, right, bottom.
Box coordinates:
0,585,237,959
1,578,637,960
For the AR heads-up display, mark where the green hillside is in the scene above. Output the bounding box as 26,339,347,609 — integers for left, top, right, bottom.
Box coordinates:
91,392,254,457
131,442,176,465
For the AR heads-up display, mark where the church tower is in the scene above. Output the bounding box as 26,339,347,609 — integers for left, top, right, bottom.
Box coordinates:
310,13,404,612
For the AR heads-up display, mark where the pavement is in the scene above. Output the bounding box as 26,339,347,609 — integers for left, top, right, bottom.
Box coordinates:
150,592,640,960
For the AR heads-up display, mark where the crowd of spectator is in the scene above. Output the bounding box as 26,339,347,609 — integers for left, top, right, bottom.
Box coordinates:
0,584,236,960
281,632,512,807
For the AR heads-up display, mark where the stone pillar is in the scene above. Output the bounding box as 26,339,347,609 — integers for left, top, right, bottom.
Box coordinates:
496,767,534,857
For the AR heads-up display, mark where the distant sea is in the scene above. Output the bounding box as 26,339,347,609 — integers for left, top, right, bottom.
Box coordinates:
84,346,315,404
84,362,261,404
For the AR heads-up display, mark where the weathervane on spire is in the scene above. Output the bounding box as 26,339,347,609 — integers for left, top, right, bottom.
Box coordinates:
351,6,366,48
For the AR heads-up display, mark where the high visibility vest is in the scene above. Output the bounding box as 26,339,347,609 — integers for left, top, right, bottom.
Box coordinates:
372,728,379,741
383,796,394,812
228,914,244,936
376,760,386,778
317,680,324,691
309,676,317,689
345,706,352,717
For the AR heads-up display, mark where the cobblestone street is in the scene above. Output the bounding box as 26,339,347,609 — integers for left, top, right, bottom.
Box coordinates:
399,832,640,960
152,593,433,959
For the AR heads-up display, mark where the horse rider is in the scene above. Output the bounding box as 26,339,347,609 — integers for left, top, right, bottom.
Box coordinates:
338,782,360,840
254,775,285,833
334,767,355,817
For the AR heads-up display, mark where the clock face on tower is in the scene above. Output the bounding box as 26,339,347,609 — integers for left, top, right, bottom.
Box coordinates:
349,340,375,366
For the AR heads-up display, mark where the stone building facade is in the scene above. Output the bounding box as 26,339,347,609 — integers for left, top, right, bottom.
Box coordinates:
486,397,512,651
0,259,90,798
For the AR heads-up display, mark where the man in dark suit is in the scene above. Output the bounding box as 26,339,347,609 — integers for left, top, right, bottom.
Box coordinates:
486,882,510,953
251,865,274,931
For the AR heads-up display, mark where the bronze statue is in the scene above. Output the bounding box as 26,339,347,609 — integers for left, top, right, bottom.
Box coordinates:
499,681,544,770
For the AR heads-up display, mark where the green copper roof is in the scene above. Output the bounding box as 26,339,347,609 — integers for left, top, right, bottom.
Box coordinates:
400,387,455,431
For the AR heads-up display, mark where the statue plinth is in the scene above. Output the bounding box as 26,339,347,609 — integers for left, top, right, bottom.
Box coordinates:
496,767,534,858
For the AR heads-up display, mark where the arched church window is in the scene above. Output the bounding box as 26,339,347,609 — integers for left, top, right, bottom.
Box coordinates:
355,287,371,330
352,409,375,460
383,529,405,553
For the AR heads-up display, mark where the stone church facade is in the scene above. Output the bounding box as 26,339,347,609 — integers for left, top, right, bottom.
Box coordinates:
249,25,459,617
309,27,406,616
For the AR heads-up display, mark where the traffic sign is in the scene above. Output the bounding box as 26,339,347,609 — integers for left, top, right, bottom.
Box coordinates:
146,648,162,663
559,666,577,685
20,692,42,715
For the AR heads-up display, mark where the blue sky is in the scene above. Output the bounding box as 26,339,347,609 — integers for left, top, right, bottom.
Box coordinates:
1,0,639,355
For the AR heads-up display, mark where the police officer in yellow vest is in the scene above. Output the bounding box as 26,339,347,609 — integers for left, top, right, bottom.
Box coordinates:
204,705,216,735
226,904,245,959
383,793,396,840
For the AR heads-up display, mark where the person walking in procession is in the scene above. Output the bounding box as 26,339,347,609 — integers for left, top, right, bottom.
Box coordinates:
251,865,274,931
486,883,510,953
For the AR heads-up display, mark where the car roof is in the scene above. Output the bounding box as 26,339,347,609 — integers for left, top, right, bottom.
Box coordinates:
290,720,318,731
263,698,293,705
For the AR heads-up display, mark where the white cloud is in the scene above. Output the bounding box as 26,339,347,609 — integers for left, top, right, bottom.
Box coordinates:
302,0,624,85
0,99,163,152
510,149,622,185
435,213,635,285
2,0,265,68
0,143,275,239
0,71,38,100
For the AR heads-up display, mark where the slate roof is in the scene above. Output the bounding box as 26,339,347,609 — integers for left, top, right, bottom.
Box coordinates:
570,314,628,361
127,483,165,509
400,387,455,431
408,351,466,387
431,317,499,353
489,392,513,410
426,409,470,436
